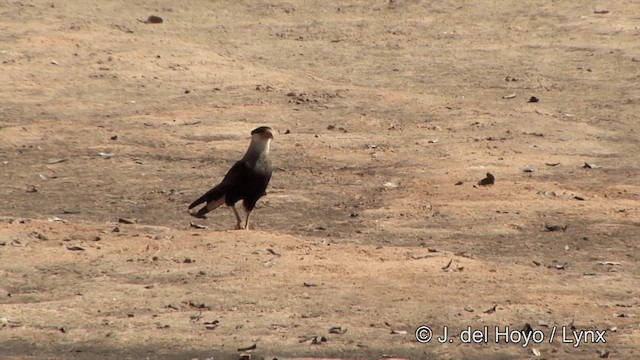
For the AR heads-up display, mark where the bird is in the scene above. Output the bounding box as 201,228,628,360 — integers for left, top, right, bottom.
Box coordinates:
188,126,274,230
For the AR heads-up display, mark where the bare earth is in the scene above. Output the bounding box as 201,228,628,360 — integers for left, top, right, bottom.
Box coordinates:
1,1,640,359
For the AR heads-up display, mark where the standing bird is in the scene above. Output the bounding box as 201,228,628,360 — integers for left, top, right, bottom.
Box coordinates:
188,126,274,230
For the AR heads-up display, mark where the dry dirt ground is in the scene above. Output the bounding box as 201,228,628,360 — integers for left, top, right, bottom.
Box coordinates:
1,1,640,359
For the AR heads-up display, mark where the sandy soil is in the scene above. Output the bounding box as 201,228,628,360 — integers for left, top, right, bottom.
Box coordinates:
1,1,640,359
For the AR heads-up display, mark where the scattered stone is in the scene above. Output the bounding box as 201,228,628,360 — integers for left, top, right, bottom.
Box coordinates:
383,182,399,189
30,231,48,240
523,165,536,173
442,259,453,270
583,162,600,169
528,96,539,103
598,261,621,266
203,320,219,330
185,300,211,310
483,304,498,314
140,15,163,24
303,282,318,287
47,158,67,164
463,305,474,312
454,181,463,185
98,152,114,159
545,162,560,166
66,245,85,251
532,348,541,357
266,248,281,256
189,222,207,229
390,329,407,335
537,320,550,327
599,350,610,358
545,224,567,232
551,262,570,270
110,135,118,140
25,185,38,193
329,326,347,334
117,217,135,224
477,172,495,186
237,343,257,351
594,9,609,14
502,93,516,99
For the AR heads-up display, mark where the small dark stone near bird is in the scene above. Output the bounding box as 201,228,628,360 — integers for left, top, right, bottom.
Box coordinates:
110,135,118,140
551,262,570,270
204,320,219,330
117,217,135,224
284,129,291,134
184,89,190,94
183,257,194,263
484,304,498,314
521,323,533,335
478,173,495,186
141,15,163,24
545,224,567,232
455,181,463,185
66,245,85,251
112,226,120,233
310,336,327,344
528,96,539,103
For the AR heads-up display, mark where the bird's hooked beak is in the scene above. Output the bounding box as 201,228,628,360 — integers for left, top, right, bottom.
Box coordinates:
260,128,274,140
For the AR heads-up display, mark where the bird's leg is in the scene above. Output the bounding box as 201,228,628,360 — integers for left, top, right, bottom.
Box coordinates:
244,211,252,231
231,205,244,230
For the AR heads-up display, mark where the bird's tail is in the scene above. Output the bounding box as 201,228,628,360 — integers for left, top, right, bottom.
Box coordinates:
188,185,226,218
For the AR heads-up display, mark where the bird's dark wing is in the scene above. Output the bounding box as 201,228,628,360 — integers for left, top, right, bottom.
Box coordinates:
188,160,253,217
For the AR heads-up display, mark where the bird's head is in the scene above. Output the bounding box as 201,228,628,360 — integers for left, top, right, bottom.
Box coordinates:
251,126,274,141
248,126,274,155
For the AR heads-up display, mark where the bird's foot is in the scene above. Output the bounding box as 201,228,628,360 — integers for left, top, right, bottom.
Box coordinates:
234,223,245,230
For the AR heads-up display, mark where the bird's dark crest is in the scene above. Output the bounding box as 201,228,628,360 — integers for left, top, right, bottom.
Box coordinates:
251,126,273,135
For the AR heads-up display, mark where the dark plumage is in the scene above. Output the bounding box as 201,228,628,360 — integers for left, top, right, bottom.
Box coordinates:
188,126,274,230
